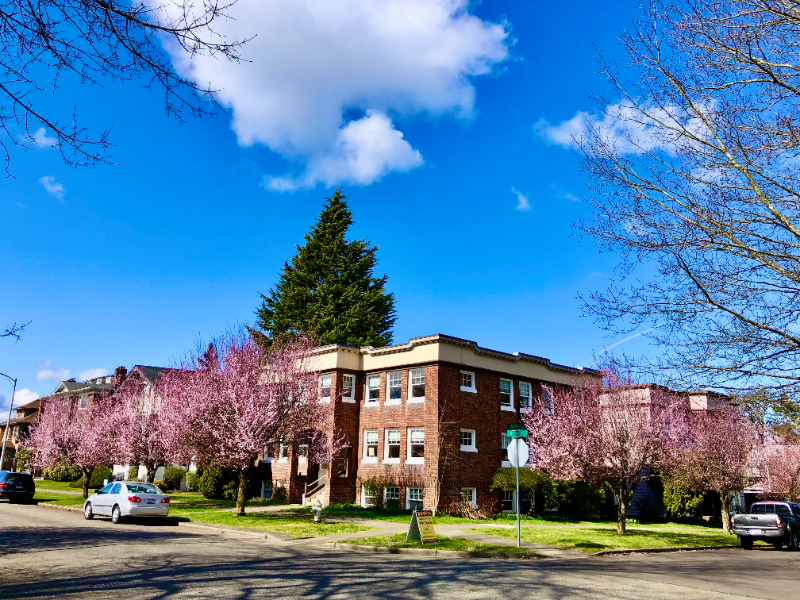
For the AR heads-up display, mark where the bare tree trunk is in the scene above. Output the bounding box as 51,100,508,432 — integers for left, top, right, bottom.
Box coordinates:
235,469,249,516
146,462,157,483
721,492,732,535
81,466,94,500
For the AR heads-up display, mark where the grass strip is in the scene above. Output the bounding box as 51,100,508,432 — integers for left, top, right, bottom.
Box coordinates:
468,524,736,552
347,533,539,554
33,491,86,507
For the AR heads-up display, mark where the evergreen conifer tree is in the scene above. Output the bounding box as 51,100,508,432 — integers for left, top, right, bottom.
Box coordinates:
253,189,396,347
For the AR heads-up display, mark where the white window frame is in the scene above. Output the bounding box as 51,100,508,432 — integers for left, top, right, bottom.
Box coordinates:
406,486,424,510
78,395,88,410
361,485,377,508
502,489,516,513
386,371,402,405
319,374,332,403
278,439,288,463
460,429,477,452
366,374,381,406
408,368,425,403
341,374,356,403
363,429,379,463
460,370,477,393
501,434,511,467
500,378,515,411
384,428,401,463
407,427,425,464
384,486,399,503
298,443,308,464
461,487,477,508
542,385,555,415
519,381,533,413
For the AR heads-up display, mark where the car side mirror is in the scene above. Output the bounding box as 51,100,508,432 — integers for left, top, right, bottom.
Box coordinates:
95,489,103,494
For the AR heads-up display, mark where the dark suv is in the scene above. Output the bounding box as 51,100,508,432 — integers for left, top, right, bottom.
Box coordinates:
0,471,35,503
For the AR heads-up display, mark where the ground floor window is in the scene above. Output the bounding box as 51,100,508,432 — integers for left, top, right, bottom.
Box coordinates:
407,487,423,510
362,485,377,508
502,490,516,513
384,486,399,508
460,487,477,508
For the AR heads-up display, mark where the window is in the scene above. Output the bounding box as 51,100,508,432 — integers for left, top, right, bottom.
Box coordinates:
460,429,477,452
407,486,423,510
319,374,332,401
342,374,355,402
502,490,516,513
460,371,476,393
364,430,379,461
298,444,308,463
110,483,121,495
407,427,425,463
78,396,88,410
338,448,350,477
501,434,510,465
542,385,554,415
362,486,377,508
409,369,425,402
752,504,766,514
776,504,792,517
500,379,514,410
385,428,401,461
278,439,288,461
385,486,399,504
387,371,402,404
366,375,380,404
519,382,533,411
461,488,477,508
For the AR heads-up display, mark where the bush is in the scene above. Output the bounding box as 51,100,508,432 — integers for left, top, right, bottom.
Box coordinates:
185,471,199,492
127,465,139,481
199,466,238,500
153,479,166,491
163,466,187,491
69,465,113,489
271,485,287,503
15,449,32,472
43,462,82,482
548,480,604,520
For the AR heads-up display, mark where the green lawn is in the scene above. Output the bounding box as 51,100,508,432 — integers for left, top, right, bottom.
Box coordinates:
33,491,86,506
348,533,540,554
285,504,518,525
469,523,737,552
168,491,287,510
35,480,82,492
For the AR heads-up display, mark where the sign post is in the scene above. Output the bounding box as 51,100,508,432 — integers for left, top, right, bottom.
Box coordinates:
406,509,437,544
506,423,529,548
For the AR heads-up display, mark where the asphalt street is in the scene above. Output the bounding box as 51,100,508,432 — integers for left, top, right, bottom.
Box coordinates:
1,503,799,600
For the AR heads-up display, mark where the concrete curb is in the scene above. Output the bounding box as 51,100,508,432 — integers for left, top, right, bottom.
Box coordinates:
593,545,740,557
37,502,83,514
318,542,542,560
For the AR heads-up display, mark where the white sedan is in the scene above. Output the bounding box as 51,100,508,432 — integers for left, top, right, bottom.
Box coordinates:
84,481,170,523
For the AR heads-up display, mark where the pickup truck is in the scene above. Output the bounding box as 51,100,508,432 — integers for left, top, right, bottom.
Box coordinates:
731,501,800,550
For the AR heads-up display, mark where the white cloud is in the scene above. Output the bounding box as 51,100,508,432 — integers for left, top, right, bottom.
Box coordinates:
166,0,509,189
79,368,108,381
588,271,604,278
511,187,530,212
16,202,24,208
550,183,580,202
536,101,711,156
0,389,40,417
39,176,65,200
35,367,70,383
31,127,57,147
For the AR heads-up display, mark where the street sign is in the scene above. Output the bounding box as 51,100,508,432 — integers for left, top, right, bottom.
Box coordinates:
506,423,528,438
406,510,437,544
507,438,529,468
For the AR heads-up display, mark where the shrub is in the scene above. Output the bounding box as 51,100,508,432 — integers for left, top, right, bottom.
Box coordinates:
271,485,287,503
163,466,187,491
199,466,238,500
548,480,604,520
153,479,166,491
69,465,113,489
185,471,199,492
15,449,32,472
357,475,394,508
42,462,82,482
127,466,139,481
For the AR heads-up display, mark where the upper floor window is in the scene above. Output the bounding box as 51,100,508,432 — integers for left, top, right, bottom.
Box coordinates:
501,434,510,464
364,430,379,461
338,447,350,477
342,374,355,402
408,427,425,462
78,396,88,410
319,374,332,401
500,379,514,410
460,371,476,393
385,428,401,460
409,369,425,402
298,444,308,463
366,375,380,404
519,382,533,411
278,438,289,461
387,371,402,404
542,385,554,415
460,429,477,452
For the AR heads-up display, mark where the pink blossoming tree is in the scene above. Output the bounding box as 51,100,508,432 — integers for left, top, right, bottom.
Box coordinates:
24,393,120,498
764,443,800,502
158,332,337,515
523,364,684,535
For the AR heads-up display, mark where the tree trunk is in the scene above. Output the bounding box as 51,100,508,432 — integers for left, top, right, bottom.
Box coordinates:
721,492,732,535
235,469,249,516
81,466,94,500
616,495,628,536
146,463,157,484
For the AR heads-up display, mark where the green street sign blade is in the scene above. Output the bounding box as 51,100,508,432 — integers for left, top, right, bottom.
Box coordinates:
506,423,528,438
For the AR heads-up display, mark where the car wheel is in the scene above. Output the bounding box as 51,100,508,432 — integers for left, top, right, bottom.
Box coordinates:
84,503,94,520
790,530,799,551
739,536,753,549
111,505,122,524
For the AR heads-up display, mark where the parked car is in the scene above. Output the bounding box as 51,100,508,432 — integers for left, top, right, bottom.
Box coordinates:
731,501,800,550
83,481,170,524
0,470,35,503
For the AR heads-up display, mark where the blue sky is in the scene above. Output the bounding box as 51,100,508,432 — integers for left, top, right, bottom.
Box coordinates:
0,1,653,408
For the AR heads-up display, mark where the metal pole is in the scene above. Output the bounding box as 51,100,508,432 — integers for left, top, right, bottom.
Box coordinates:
515,459,521,548
0,375,17,470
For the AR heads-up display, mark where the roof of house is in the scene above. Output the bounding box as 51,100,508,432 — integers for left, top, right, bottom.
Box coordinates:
130,365,173,384
52,380,115,395
14,398,40,411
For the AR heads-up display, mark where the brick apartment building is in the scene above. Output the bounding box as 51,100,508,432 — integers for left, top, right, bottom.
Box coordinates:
269,334,599,513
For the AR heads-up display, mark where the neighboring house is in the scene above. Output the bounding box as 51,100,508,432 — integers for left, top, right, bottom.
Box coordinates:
0,398,41,471
269,334,599,512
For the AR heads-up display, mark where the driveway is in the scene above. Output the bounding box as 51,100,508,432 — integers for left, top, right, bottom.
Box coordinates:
1,502,798,599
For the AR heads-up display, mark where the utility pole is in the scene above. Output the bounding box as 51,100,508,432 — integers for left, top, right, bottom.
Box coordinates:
0,372,18,470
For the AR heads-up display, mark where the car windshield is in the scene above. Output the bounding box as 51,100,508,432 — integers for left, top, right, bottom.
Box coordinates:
126,483,161,494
